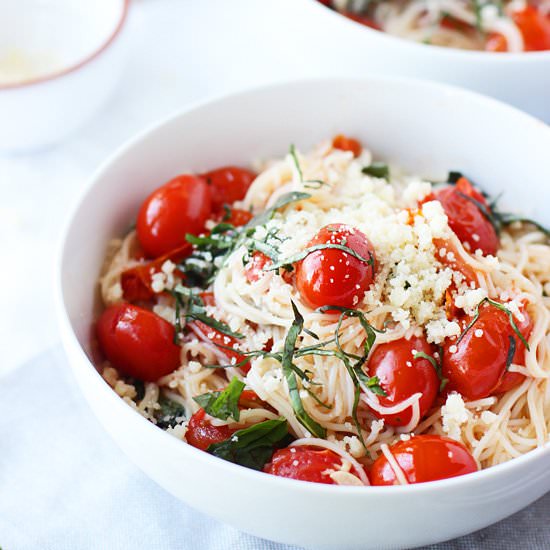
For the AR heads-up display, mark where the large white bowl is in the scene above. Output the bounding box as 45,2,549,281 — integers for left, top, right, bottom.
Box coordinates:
57,77,550,550
301,0,550,122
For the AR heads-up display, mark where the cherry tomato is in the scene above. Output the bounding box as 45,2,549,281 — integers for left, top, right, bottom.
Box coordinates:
96,303,181,381
442,303,531,400
366,336,439,428
137,175,212,258
120,244,192,302
201,166,256,213
486,6,550,51
224,207,253,227
264,446,344,484
244,251,272,283
332,134,362,157
493,307,533,393
190,320,249,373
295,224,376,309
433,177,498,256
433,238,478,285
186,408,235,451
370,435,477,485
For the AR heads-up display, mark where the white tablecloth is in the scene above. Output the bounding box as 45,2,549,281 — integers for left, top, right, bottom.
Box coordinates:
1,347,549,550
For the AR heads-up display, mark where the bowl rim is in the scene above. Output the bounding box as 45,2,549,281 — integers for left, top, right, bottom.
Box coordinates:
57,75,550,497
0,0,130,91
309,0,550,61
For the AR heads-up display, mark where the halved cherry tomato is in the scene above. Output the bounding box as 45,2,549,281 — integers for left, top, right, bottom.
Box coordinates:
442,303,531,400
190,320,249,373
96,303,181,381
366,336,439,428
488,6,550,51
137,175,212,258
433,238,478,285
370,435,477,485
494,307,533,393
264,446,344,484
186,408,236,451
332,134,362,157
295,224,376,309
121,244,192,302
201,166,256,213
244,251,272,283
433,177,498,256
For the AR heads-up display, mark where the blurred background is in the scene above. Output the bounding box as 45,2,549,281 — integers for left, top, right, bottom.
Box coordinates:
1,0,337,376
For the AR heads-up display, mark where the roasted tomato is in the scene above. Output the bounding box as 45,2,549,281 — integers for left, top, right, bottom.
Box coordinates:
370,435,477,485
332,134,362,157
244,251,272,283
186,408,235,451
224,207,253,227
96,303,181,381
295,224,376,309
137,175,212,258
264,446,344,484
442,302,531,400
366,336,439,428
432,177,498,256
201,166,256,213
342,12,380,30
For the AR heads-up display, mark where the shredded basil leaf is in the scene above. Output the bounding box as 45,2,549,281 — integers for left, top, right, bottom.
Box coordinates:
289,144,329,189
413,350,448,392
155,395,186,430
505,335,516,371
193,377,245,421
206,418,292,470
362,162,389,180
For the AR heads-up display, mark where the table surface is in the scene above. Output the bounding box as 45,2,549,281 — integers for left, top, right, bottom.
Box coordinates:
1,0,329,377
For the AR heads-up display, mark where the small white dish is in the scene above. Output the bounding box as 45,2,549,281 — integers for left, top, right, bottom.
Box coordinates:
0,0,129,152
57,77,550,549
302,0,550,122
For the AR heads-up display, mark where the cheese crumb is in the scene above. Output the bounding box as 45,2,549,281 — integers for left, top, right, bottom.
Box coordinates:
441,392,469,440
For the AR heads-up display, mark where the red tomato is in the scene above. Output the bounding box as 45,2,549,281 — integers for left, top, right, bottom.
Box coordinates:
442,303,531,400
190,320,249,373
96,303,181,381
433,238,478,285
224,207,253,227
137,175,212,258
366,336,439,428
264,446,344,484
120,244,192,302
433,177,498,256
342,12,380,30
486,6,550,51
332,134,362,157
370,435,477,485
244,251,272,283
186,408,235,451
295,224,376,309
493,307,533,393
201,166,256,213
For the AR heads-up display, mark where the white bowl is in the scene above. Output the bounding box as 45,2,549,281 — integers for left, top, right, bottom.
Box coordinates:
57,77,550,550
301,0,550,122
0,0,129,152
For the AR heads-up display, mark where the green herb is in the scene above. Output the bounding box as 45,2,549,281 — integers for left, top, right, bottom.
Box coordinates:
505,335,516,370
207,418,292,470
289,144,329,189
155,395,186,429
414,349,448,392
267,243,374,272
362,162,389,180
456,298,530,350
364,375,386,396
172,287,244,342
282,302,327,438
447,170,463,184
194,377,245,421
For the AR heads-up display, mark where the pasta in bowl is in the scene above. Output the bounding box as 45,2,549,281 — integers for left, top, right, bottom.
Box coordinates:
57,77,550,549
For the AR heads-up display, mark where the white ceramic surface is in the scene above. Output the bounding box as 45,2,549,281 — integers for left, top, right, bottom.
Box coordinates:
0,0,129,151
302,0,550,123
57,77,550,550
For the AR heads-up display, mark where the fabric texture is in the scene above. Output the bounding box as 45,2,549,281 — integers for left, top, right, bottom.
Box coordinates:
0,347,548,550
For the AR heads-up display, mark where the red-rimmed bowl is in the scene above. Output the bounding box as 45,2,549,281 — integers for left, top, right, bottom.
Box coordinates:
0,0,129,151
